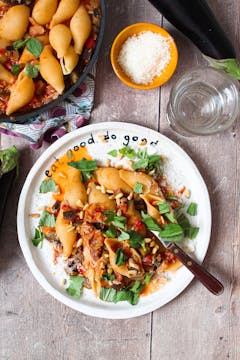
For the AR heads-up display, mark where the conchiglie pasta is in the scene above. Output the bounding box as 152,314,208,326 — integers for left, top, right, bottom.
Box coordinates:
32,0,58,25
40,45,65,94
19,47,36,64
140,194,165,225
0,5,30,41
6,70,35,115
0,37,11,48
56,208,77,258
60,46,79,75
50,0,80,28
105,239,145,279
0,64,15,83
119,169,164,198
88,183,116,210
35,34,50,46
95,168,132,193
70,5,91,55
49,24,72,59
64,169,87,208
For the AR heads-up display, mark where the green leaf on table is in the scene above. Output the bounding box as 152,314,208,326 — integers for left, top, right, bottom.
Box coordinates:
66,276,85,298
187,202,197,216
39,211,56,227
133,182,143,194
39,179,58,193
115,248,127,266
0,145,19,175
32,227,43,247
204,55,240,80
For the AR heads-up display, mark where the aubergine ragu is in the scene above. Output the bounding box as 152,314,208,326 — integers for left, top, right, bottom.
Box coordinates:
148,0,240,80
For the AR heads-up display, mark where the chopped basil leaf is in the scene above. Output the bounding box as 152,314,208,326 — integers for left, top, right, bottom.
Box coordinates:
130,280,143,305
102,273,115,281
39,211,56,227
26,38,42,57
11,64,20,75
166,195,178,201
13,38,28,50
164,212,177,223
104,210,116,223
68,158,97,182
66,276,85,298
115,248,127,266
145,273,152,285
185,226,199,240
132,158,148,171
132,149,163,174
128,230,145,249
133,182,143,194
141,211,162,232
105,224,117,238
32,227,43,247
39,179,58,193
187,202,197,216
118,230,130,241
112,216,126,229
177,213,190,230
159,223,184,242
158,202,170,214
107,149,117,157
25,63,40,78
119,146,136,159
100,281,143,305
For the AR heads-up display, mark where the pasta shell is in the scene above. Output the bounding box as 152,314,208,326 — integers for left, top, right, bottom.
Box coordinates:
49,24,72,59
88,183,116,210
105,238,145,279
50,0,80,28
19,47,36,64
32,0,58,25
140,194,165,224
0,37,11,48
119,169,164,198
56,208,77,258
70,5,91,55
40,45,65,95
95,168,132,193
63,168,87,208
6,70,35,115
0,63,15,83
0,5,30,41
60,46,79,75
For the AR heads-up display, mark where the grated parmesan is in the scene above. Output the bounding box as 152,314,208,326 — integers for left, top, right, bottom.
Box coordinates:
118,31,171,85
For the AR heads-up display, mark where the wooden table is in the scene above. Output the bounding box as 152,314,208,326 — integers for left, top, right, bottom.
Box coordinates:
1,1,239,359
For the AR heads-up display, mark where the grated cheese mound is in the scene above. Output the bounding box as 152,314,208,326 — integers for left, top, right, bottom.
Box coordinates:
118,31,171,85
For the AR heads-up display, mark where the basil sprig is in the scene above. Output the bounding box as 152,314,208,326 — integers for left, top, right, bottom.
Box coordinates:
100,280,143,305
39,179,58,193
68,158,98,182
13,37,43,57
66,276,85,298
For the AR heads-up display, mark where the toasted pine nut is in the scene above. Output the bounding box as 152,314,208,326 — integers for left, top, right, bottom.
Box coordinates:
109,195,115,200
105,159,110,167
115,192,123,200
106,189,114,194
76,238,83,247
29,213,40,218
117,153,123,160
60,278,66,286
101,185,106,194
144,238,152,243
67,226,75,232
86,187,91,195
127,192,134,201
79,211,84,219
107,268,113,274
152,245,159,254
83,204,89,211
76,199,84,208
128,269,138,276
150,241,155,247
117,209,122,217
96,185,101,190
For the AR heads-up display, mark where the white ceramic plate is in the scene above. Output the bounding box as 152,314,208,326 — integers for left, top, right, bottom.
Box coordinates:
17,122,211,319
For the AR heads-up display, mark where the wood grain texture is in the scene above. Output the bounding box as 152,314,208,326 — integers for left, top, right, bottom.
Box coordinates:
0,0,239,359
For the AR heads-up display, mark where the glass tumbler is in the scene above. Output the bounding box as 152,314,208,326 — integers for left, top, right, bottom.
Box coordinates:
167,67,240,136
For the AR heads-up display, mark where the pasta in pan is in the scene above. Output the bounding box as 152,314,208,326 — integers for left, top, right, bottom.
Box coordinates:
0,0,101,116
32,145,199,305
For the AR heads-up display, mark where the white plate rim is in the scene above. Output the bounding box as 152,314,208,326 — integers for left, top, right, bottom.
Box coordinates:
17,122,211,319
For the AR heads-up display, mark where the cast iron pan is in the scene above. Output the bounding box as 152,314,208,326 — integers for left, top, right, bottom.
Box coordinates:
0,0,105,124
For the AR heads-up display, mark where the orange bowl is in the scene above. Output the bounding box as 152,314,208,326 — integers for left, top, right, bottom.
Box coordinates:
110,23,178,90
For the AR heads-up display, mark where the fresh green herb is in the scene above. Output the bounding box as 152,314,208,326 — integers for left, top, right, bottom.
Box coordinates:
11,64,20,76
105,210,127,230
38,211,56,227
145,273,152,285
166,195,178,201
13,38,28,50
118,230,130,241
0,145,19,175
187,202,197,216
128,230,145,250
204,56,240,81
102,273,115,281
39,179,58,193
26,38,43,57
105,224,117,238
100,280,143,305
141,212,162,232
133,182,143,194
159,223,184,242
177,213,199,240
158,202,170,214
32,227,43,247
25,63,40,78
119,146,136,159
66,276,85,298
107,149,117,157
115,248,127,266
164,212,177,223
133,149,163,175
104,210,116,223
68,158,97,182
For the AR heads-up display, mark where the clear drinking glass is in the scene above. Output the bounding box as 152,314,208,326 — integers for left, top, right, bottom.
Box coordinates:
167,67,240,136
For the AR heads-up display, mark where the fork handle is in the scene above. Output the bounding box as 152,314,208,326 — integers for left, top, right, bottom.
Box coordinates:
167,242,224,295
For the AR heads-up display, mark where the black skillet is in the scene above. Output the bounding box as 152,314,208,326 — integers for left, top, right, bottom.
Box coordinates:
0,0,106,124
